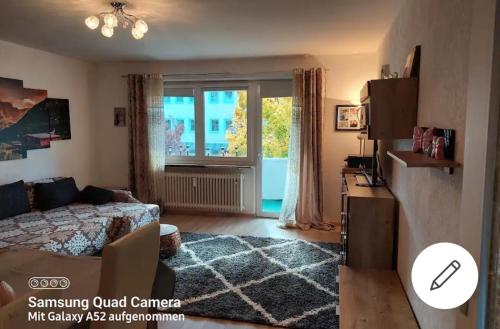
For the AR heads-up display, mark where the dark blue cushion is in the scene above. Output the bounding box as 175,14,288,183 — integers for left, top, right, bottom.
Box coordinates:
79,186,114,205
0,180,30,220
35,177,79,210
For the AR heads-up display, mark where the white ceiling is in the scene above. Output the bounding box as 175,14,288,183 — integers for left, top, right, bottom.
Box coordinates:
0,0,404,62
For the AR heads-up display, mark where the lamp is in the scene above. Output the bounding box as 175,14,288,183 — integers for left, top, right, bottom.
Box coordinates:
85,2,148,40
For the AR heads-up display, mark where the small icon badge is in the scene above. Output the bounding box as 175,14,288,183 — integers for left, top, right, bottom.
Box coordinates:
29,277,71,290
430,260,461,291
411,243,478,309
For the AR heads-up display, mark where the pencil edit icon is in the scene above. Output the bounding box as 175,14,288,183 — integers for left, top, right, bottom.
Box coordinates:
430,260,461,291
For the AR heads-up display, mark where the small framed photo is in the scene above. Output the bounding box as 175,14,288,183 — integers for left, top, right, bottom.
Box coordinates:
335,105,366,131
114,107,126,127
402,45,421,78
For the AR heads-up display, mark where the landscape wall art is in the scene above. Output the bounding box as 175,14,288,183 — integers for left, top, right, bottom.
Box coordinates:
0,77,71,161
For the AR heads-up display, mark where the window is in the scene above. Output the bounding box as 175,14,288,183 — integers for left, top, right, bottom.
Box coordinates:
204,90,247,157
262,97,292,158
210,119,219,132
164,88,195,157
223,91,233,103
209,92,218,104
176,119,185,127
164,83,251,162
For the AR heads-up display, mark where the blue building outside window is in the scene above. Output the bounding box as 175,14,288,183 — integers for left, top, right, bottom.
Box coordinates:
223,91,233,104
164,91,241,157
209,92,218,104
211,119,219,132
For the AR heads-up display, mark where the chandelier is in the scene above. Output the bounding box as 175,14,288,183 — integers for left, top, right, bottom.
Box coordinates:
85,2,148,40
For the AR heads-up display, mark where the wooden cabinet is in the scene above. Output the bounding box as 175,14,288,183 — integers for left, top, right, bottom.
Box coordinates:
360,78,418,140
340,172,395,269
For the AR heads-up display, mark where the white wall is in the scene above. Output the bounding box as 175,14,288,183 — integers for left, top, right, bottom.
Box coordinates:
377,0,498,328
93,54,378,219
0,40,97,187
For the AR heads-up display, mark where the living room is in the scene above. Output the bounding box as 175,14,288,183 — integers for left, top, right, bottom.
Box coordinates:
0,1,499,329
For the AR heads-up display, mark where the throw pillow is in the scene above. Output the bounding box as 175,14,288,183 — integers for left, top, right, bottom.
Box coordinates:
112,189,140,203
35,177,80,211
0,180,31,220
79,186,114,205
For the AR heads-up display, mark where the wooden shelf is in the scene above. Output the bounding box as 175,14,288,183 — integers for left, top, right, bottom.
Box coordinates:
387,150,460,173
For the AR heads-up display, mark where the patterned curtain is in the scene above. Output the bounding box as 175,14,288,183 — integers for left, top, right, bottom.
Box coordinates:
279,68,333,231
128,74,166,211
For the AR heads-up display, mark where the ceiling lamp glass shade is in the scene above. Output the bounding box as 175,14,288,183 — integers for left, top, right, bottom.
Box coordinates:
131,27,144,40
101,25,114,38
85,2,147,40
134,20,148,33
103,13,118,27
85,16,100,30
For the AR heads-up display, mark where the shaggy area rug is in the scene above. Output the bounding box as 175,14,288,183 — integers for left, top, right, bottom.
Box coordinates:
163,232,341,329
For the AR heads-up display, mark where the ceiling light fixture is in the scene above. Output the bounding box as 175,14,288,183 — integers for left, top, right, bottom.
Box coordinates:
85,2,148,40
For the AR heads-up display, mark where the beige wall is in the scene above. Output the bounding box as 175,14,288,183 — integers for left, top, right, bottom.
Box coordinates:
0,40,97,187
93,54,377,218
377,0,498,328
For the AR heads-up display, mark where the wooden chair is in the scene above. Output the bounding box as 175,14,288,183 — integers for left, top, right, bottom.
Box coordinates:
90,222,160,329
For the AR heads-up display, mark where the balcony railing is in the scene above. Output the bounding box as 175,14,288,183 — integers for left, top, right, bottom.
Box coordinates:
262,157,287,213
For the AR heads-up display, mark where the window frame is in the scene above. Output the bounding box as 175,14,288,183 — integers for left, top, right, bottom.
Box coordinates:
164,81,257,166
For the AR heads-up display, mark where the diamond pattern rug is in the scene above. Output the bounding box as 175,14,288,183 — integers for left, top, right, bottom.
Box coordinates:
163,232,341,329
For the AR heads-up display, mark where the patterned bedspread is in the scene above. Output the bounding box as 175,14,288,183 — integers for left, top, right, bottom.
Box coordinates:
0,202,160,256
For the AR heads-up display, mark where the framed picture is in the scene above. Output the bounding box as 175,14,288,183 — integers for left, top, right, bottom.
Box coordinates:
402,45,421,78
114,107,126,127
335,105,366,131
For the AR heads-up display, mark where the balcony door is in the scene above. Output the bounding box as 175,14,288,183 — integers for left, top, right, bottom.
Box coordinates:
256,95,293,218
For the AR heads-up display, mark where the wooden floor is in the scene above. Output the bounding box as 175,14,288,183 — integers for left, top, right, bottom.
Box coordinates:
161,214,341,243
339,266,419,329
157,215,418,329
158,214,339,329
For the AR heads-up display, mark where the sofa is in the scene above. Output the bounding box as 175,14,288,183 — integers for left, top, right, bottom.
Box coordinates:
0,178,160,256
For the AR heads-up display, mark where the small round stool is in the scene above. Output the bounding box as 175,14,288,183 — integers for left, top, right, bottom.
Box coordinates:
160,224,181,258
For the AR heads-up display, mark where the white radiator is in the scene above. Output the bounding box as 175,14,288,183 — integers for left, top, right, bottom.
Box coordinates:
165,171,244,212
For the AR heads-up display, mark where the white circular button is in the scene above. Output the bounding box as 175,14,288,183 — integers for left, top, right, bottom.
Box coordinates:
411,242,478,309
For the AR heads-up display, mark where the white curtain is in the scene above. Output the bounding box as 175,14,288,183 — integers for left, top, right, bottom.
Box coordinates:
278,69,303,228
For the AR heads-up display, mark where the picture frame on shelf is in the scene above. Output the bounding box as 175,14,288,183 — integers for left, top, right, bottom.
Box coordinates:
402,45,421,78
335,105,366,131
